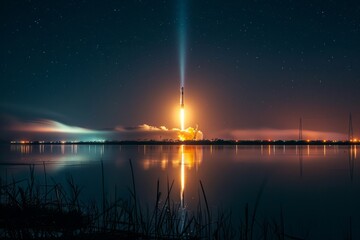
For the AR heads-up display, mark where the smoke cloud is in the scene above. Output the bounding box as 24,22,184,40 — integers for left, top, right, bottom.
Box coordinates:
115,124,203,141
223,128,346,141
0,117,108,141
0,115,203,141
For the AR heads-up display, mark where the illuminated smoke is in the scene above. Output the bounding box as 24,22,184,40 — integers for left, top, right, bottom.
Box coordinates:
2,118,108,141
178,126,203,141
1,114,204,141
116,124,203,141
10,119,97,133
226,128,346,141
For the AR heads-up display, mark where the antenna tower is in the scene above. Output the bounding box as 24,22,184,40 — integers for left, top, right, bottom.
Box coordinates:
348,113,353,141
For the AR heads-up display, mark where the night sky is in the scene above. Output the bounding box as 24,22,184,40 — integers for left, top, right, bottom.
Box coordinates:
1,0,360,140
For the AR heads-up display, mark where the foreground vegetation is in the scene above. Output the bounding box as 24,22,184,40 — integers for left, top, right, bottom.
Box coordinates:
0,160,353,239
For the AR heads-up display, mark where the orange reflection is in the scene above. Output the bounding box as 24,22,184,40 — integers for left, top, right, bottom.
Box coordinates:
140,145,202,225
180,145,185,208
307,145,310,156
141,145,203,170
350,145,357,159
20,145,32,154
355,145,357,159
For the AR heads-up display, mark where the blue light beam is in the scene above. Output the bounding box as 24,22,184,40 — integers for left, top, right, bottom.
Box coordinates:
178,0,186,87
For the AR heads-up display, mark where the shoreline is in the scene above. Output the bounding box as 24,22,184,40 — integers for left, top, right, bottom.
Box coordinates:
8,139,360,145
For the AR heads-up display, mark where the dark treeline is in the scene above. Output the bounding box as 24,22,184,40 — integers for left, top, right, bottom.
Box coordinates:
9,140,360,146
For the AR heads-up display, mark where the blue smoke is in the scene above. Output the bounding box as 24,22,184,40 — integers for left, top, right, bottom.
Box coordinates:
178,0,186,87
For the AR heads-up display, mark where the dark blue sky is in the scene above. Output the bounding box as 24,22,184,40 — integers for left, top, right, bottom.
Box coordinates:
1,0,360,140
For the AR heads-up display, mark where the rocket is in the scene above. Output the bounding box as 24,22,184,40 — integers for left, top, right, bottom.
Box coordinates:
180,87,184,108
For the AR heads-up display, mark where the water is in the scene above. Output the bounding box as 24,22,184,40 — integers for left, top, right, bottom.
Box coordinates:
1,144,359,239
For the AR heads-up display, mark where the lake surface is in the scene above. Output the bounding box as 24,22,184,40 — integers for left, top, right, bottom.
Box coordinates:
1,144,359,239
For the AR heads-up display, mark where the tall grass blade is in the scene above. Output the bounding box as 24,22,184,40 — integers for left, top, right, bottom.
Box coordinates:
199,180,211,238
250,179,267,240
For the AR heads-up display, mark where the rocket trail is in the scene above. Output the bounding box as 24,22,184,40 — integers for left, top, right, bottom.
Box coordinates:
180,87,185,131
178,0,186,132
180,87,184,108
178,0,186,87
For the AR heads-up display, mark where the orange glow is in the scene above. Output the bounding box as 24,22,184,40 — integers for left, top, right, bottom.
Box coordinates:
141,145,202,170
178,127,202,141
180,145,185,208
180,108,185,131
178,104,203,140
355,146,357,159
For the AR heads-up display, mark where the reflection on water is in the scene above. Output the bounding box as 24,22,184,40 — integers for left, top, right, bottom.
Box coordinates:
2,144,360,238
141,145,202,171
298,145,303,177
180,145,186,231
349,145,357,182
5,144,357,174
180,145,185,208
139,145,202,217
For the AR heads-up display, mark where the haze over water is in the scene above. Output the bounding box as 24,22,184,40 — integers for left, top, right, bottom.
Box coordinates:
1,144,359,239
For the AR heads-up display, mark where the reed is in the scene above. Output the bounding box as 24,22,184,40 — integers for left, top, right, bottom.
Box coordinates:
0,160,347,239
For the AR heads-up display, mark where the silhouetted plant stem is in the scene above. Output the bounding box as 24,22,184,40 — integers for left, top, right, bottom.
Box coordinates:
101,159,106,230
43,161,47,203
129,158,138,231
200,180,211,238
250,179,267,240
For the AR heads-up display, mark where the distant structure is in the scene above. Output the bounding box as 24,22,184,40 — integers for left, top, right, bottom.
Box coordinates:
348,112,353,141
299,117,303,141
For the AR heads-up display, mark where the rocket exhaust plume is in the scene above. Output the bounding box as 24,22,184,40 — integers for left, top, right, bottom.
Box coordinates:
180,87,184,108
180,87,185,131
178,0,186,132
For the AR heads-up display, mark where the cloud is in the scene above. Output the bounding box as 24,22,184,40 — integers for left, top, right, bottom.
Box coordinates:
224,128,346,140
115,124,203,141
117,124,170,132
9,119,97,134
0,116,108,141
0,113,345,142
0,114,203,141
0,106,204,141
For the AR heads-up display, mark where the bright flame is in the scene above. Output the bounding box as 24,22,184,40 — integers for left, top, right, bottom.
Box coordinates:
178,127,203,141
180,108,185,131
177,103,203,141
